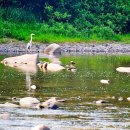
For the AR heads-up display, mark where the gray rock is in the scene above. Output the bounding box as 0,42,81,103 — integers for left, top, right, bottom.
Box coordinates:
43,43,61,55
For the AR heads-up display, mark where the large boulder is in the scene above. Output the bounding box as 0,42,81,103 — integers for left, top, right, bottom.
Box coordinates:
19,97,40,108
43,43,61,55
1,54,39,74
1,53,39,65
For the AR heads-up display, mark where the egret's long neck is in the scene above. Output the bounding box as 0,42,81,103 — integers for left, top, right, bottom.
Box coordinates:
30,35,33,42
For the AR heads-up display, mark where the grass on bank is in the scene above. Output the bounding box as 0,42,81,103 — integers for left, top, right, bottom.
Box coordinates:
0,19,130,44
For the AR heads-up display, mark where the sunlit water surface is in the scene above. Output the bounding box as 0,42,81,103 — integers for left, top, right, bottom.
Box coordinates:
0,54,130,130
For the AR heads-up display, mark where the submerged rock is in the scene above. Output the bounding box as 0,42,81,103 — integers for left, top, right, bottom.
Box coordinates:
38,97,65,110
0,102,20,108
0,113,10,120
31,124,51,130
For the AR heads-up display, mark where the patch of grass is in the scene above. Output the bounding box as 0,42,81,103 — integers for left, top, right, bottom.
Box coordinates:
0,38,18,44
34,33,85,43
116,34,130,44
40,58,50,62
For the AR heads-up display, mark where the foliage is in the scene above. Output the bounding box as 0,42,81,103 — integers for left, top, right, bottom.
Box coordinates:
0,0,130,42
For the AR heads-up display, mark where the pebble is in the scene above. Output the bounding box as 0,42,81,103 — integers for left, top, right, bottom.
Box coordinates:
31,85,37,90
118,97,123,101
100,79,109,84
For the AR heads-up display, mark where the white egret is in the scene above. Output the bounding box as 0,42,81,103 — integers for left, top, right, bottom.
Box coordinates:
26,33,35,52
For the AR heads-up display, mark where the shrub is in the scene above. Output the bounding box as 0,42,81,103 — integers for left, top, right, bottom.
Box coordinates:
90,26,115,39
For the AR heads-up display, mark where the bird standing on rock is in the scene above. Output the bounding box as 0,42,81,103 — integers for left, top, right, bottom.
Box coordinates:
26,33,35,52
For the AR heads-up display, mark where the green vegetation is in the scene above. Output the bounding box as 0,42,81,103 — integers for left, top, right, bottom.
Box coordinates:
0,0,130,43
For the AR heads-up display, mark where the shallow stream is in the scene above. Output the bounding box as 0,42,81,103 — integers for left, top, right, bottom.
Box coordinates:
0,54,130,130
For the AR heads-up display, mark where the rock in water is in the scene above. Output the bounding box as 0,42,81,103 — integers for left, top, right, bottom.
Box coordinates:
96,100,108,105
116,67,130,73
0,102,20,108
1,53,39,65
0,113,10,120
31,124,51,130
19,97,40,108
1,54,39,73
100,79,109,84
43,43,61,55
127,97,130,101
31,85,37,90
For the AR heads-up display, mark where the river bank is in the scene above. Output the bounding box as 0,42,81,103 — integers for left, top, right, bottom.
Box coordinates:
0,42,130,55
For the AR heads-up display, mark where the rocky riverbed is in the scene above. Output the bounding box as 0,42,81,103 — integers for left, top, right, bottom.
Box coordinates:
0,42,130,55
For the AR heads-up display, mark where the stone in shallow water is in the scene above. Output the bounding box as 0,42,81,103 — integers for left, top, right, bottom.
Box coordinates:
1,54,39,74
31,124,51,130
118,97,123,101
19,97,40,108
96,100,108,105
1,53,39,65
31,85,37,90
0,102,20,108
127,97,130,101
100,79,109,84
39,97,65,110
116,67,130,73
0,113,10,120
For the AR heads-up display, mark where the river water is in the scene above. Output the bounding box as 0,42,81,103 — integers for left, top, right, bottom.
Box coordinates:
0,54,130,130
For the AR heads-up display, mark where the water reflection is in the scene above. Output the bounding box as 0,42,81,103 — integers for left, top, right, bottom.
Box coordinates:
0,54,130,130
26,72,31,90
